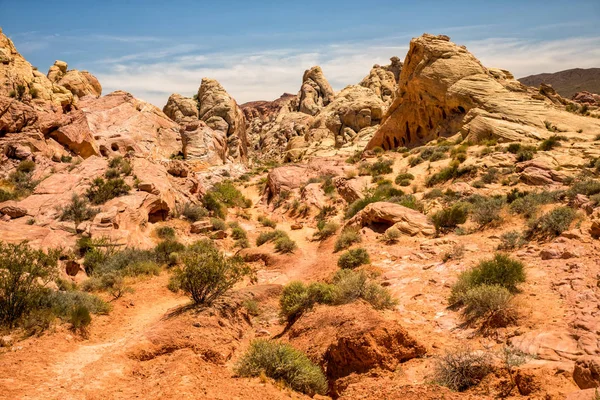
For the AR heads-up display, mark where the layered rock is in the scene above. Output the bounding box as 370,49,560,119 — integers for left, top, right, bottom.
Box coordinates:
346,202,436,237
47,60,102,98
163,93,199,124
180,120,227,164
294,66,335,116
359,57,402,104
196,78,247,162
366,34,600,150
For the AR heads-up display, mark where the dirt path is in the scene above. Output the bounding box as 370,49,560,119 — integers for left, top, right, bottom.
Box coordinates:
0,273,188,400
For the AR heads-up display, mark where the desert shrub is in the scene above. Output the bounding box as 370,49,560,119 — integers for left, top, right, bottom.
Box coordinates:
210,217,227,231
315,205,337,222
256,230,288,246
423,188,444,199
124,260,161,276
42,287,110,318
345,196,378,219
433,348,492,392
568,179,600,198
381,226,401,244
231,227,247,240
480,168,499,184
169,245,251,305
17,160,35,173
99,272,133,299
430,202,469,232
0,242,59,327
450,254,525,305
154,240,186,265
498,230,525,250
69,305,91,335
506,143,521,154
425,161,459,187
274,236,297,254
538,135,565,151
86,177,130,205
104,168,120,179
362,281,397,310
107,156,132,175
395,172,414,187
334,228,361,252
202,192,227,219
257,215,277,228
235,339,328,396
330,269,396,309
279,281,334,322
389,193,424,212
442,244,465,262
181,202,208,222
461,284,517,329
526,206,576,239
59,194,100,225
320,174,336,195
155,226,176,240
313,220,339,241
209,180,250,208
243,299,260,316
469,196,504,228
516,148,534,162
509,190,563,219
234,238,250,249
337,248,370,269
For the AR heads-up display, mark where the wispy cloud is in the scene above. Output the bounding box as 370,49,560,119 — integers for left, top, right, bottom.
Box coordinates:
93,34,600,108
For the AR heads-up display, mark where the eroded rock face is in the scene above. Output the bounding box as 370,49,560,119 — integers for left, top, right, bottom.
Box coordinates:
366,33,600,150
180,120,227,164
295,66,335,116
163,93,199,124
346,202,435,237
197,78,247,162
287,302,425,393
574,356,600,389
359,57,402,104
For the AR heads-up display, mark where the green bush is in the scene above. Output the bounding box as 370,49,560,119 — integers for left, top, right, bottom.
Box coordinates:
330,269,396,309
395,173,414,186
506,143,521,154
257,215,277,228
433,348,492,392
526,206,576,239
279,281,334,322
202,192,227,219
124,260,161,276
210,217,227,231
469,196,504,228
380,226,401,244
313,221,339,241
86,177,130,205
426,161,460,187
17,160,36,173
0,242,59,327
204,181,250,213
274,236,297,254
568,179,600,198
334,228,361,252
231,227,247,240
461,284,516,328
358,158,394,176
430,202,469,232
181,202,208,222
107,156,132,175
69,305,91,335
450,254,525,305
46,290,110,316
154,240,186,265
99,272,133,299
497,230,525,250
509,190,563,219
155,226,176,240
169,246,251,305
235,339,328,396
538,135,564,151
256,230,288,246
59,194,100,225
337,248,370,269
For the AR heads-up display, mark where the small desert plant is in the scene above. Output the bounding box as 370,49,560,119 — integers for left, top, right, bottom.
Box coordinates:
313,220,339,241
279,281,334,322
257,215,277,228
155,226,176,240
526,206,576,240
235,339,328,396
69,305,92,336
59,194,100,225
154,240,186,265
231,226,247,240
381,226,401,244
330,269,396,309
359,158,394,176
430,202,469,233
469,196,504,228
169,244,251,305
334,227,361,252
337,248,370,269
395,172,414,187
461,284,517,329
433,348,492,391
256,230,288,246
442,244,465,262
242,299,260,316
100,271,133,299
538,135,565,151
86,177,130,205
497,230,525,250
210,217,227,231
181,202,209,222
274,236,297,254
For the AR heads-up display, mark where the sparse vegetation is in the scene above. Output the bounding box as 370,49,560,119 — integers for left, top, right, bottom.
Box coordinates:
257,215,277,228
180,202,209,222
395,172,414,187
526,206,576,239
235,339,328,396
430,202,469,233
433,348,492,392
469,195,504,228
59,194,100,225
274,236,297,254
460,284,517,329
381,226,401,244
334,227,361,252
86,177,130,205
155,226,176,240
313,220,339,241
337,248,370,269
498,230,525,250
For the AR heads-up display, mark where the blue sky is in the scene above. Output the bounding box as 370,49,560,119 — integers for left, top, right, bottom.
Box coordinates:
1,0,599,106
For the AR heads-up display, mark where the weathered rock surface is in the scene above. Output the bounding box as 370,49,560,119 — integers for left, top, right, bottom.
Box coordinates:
294,66,335,116
180,120,227,164
197,78,247,162
163,93,199,124
359,57,402,104
288,302,425,392
47,60,102,98
366,33,600,150
573,356,600,389
346,202,436,237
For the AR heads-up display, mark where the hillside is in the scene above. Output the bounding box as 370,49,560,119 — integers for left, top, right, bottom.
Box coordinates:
519,68,600,98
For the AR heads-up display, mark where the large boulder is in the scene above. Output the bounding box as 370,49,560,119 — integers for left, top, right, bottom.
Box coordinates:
163,93,199,124
574,356,600,389
366,34,600,150
197,78,248,162
180,120,227,164
359,57,402,104
346,202,436,237
295,66,335,116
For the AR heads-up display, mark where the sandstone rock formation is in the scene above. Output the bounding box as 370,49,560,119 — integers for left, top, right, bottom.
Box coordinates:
366,34,600,150
294,66,335,116
573,356,600,389
197,78,247,162
47,60,102,98
346,202,436,237
359,57,402,104
163,93,199,124
180,120,227,164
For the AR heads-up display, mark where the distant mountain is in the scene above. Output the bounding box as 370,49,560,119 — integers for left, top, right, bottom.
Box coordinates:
519,68,600,98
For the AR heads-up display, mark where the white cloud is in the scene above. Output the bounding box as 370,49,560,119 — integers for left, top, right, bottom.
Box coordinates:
94,35,600,108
